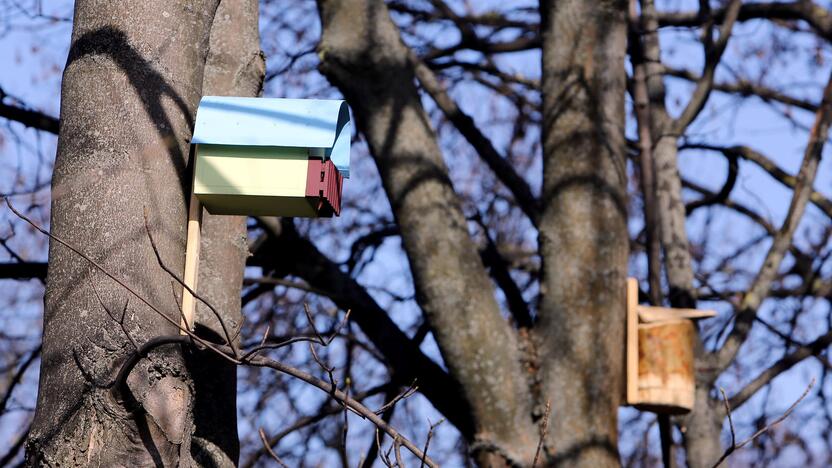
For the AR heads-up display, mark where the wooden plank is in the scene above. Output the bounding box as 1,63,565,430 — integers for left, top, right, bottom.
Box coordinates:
626,277,639,405
181,189,202,334
637,305,717,323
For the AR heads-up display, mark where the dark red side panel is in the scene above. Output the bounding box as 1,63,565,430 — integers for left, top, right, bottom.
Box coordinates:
305,159,344,217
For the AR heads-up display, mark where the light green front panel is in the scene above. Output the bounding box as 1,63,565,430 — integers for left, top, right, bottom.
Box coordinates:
194,144,312,216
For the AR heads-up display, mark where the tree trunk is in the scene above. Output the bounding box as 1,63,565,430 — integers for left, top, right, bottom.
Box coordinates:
28,1,218,465
190,1,265,466
316,0,539,464
637,1,724,465
683,385,724,468
538,0,629,466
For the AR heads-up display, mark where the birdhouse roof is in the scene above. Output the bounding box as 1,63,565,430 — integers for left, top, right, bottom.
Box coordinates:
192,96,351,177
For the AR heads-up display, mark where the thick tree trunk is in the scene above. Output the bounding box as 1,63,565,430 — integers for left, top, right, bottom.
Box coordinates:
28,1,218,465
190,1,264,466
683,386,724,468
316,0,539,464
538,0,629,466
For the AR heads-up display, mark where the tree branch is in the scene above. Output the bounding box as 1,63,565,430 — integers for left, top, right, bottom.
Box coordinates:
410,51,540,225
0,88,59,134
683,143,832,219
662,65,817,112
729,331,832,410
0,261,47,280
712,379,815,467
629,0,663,304
672,0,742,133
252,222,475,438
658,1,832,42
716,68,832,371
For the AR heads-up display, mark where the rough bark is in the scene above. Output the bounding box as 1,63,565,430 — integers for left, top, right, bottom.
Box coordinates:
27,1,218,465
315,0,539,464
190,1,265,466
627,0,662,306
538,0,629,466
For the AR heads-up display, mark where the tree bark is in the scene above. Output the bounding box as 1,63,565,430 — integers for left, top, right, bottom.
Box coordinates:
315,0,539,464
190,1,265,466
28,1,218,465
637,1,723,464
538,0,629,466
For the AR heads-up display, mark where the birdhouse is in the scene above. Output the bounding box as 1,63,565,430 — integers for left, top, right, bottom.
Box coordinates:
177,96,352,336
625,278,716,414
190,96,351,218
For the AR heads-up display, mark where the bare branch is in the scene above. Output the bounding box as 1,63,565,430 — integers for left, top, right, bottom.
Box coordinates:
419,418,444,468
0,261,47,280
141,208,238,354
662,65,817,112
657,1,832,42
255,221,475,437
672,0,742,133
3,197,236,364
716,68,832,371
0,345,40,414
729,330,832,409
683,143,832,219
258,428,290,468
0,88,59,134
532,400,551,467
375,381,418,415
410,50,540,225
242,384,393,468
248,355,440,467
711,379,815,468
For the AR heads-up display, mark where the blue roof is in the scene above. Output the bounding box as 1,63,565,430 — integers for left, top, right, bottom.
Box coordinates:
192,96,352,177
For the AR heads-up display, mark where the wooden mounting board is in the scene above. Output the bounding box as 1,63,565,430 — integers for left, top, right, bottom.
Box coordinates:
181,191,202,334
626,278,639,405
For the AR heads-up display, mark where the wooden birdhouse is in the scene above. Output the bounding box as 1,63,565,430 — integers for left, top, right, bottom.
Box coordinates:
625,278,716,414
178,97,352,335
190,96,351,218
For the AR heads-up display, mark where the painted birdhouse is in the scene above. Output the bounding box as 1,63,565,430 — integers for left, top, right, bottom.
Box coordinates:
625,278,716,414
190,96,351,218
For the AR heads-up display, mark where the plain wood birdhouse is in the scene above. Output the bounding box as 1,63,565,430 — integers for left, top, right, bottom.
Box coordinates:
625,278,716,414
190,96,351,217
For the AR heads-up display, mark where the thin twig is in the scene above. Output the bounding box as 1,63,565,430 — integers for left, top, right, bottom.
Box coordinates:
420,418,444,468
3,197,236,365
260,323,271,347
259,427,289,468
375,380,418,414
711,378,815,468
310,342,349,414
242,307,352,360
248,355,439,467
719,388,736,448
5,197,435,465
88,275,139,351
532,400,551,467
394,438,404,467
141,208,238,355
